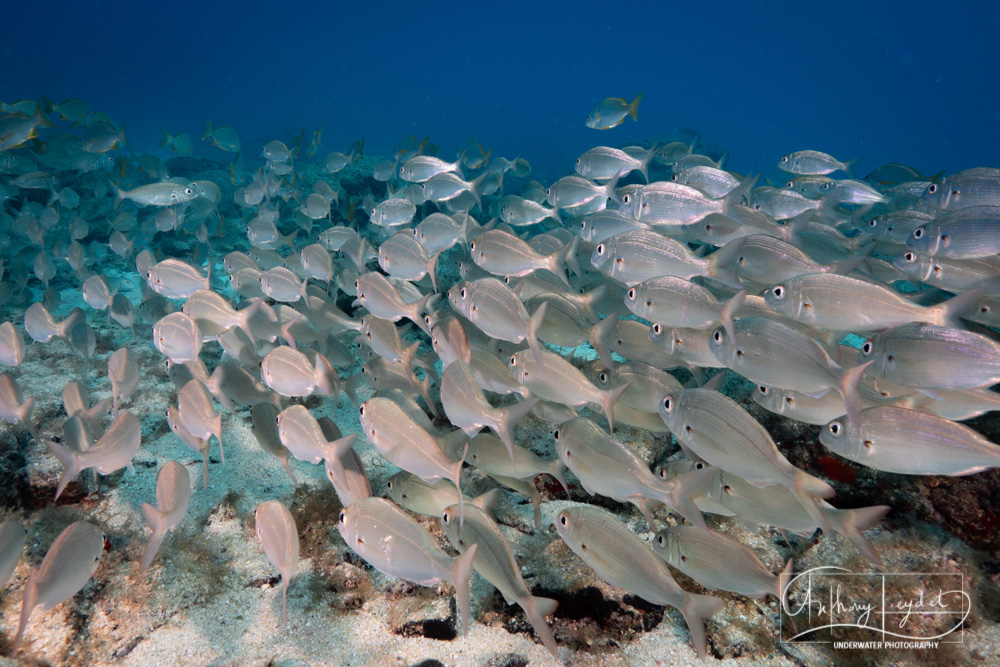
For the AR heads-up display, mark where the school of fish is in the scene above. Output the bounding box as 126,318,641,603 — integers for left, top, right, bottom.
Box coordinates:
1,94,999,660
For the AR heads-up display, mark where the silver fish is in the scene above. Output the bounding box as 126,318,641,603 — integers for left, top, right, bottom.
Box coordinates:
378,232,440,291
107,347,139,417
399,155,464,183
250,403,296,484
12,521,105,652
441,360,538,463
624,276,745,340
338,497,478,635
858,323,1000,390
821,406,1000,475
470,229,573,287
0,374,36,438
554,417,711,530
48,410,142,501
115,181,197,207
778,150,858,176
386,471,497,518
0,321,24,366
140,461,191,572
449,278,547,370
591,229,739,286
24,302,82,343
260,346,336,398
276,404,357,465
178,380,223,463
763,273,982,334
919,167,1000,210
658,389,835,534
354,271,435,336
555,504,724,659
440,503,560,658
508,347,630,433
255,500,299,625
370,198,417,228
653,525,791,606
146,258,210,299
908,206,1000,259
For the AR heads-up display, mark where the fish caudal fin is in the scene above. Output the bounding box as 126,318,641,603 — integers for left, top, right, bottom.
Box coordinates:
519,593,560,658
628,92,644,122
934,286,985,329
46,439,82,502
491,397,539,467
601,381,633,434
450,543,478,637
792,470,836,536
833,504,890,567
139,502,168,573
589,315,618,369
526,301,549,371
12,572,38,652
838,359,871,432
680,592,725,659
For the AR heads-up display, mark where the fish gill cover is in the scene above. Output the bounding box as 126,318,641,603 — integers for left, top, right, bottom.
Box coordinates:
0,1,999,665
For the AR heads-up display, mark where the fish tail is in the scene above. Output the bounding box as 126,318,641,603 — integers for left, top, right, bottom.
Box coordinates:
934,286,985,329
200,121,213,141
792,470,836,536
519,593,560,658
427,249,443,294
838,359,871,432
777,558,794,614
546,240,574,288
451,449,466,530
213,414,224,465
722,173,759,222
12,571,38,652
843,156,862,179
159,127,172,149
492,397,539,465
639,143,656,184
589,315,618,369
706,238,745,288
18,395,36,439
471,487,500,514
200,447,210,490
601,380,633,434
139,502,168,572
680,592,725,659
410,292,437,336
46,438,82,501
526,301,549,371
604,169,623,204
661,467,714,532
719,290,746,344
450,543,478,637
834,504,890,567
549,458,571,494
320,434,358,463
628,92,644,122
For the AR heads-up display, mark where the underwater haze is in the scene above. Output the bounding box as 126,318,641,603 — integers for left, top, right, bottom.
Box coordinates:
3,0,998,177
6,1,1000,666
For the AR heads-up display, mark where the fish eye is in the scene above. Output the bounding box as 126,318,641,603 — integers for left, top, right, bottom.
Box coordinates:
622,194,631,205
598,372,607,382
780,156,788,163
576,158,581,165
460,287,467,299
442,508,451,524
559,514,568,527
712,328,723,343
509,355,516,365
339,510,346,524
785,181,794,188
861,341,873,355
662,396,673,413
656,534,665,546
758,385,768,395
596,243,605,256
868,218,878,228
185,187,193,195
772,285,785,300
553,429,559,440
470,241,475,250
695,462,705,470
829,421,842,436
627,288,636,300
928,184,938,194
358,404,365,416
913,227,924,239
651,323,661,336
